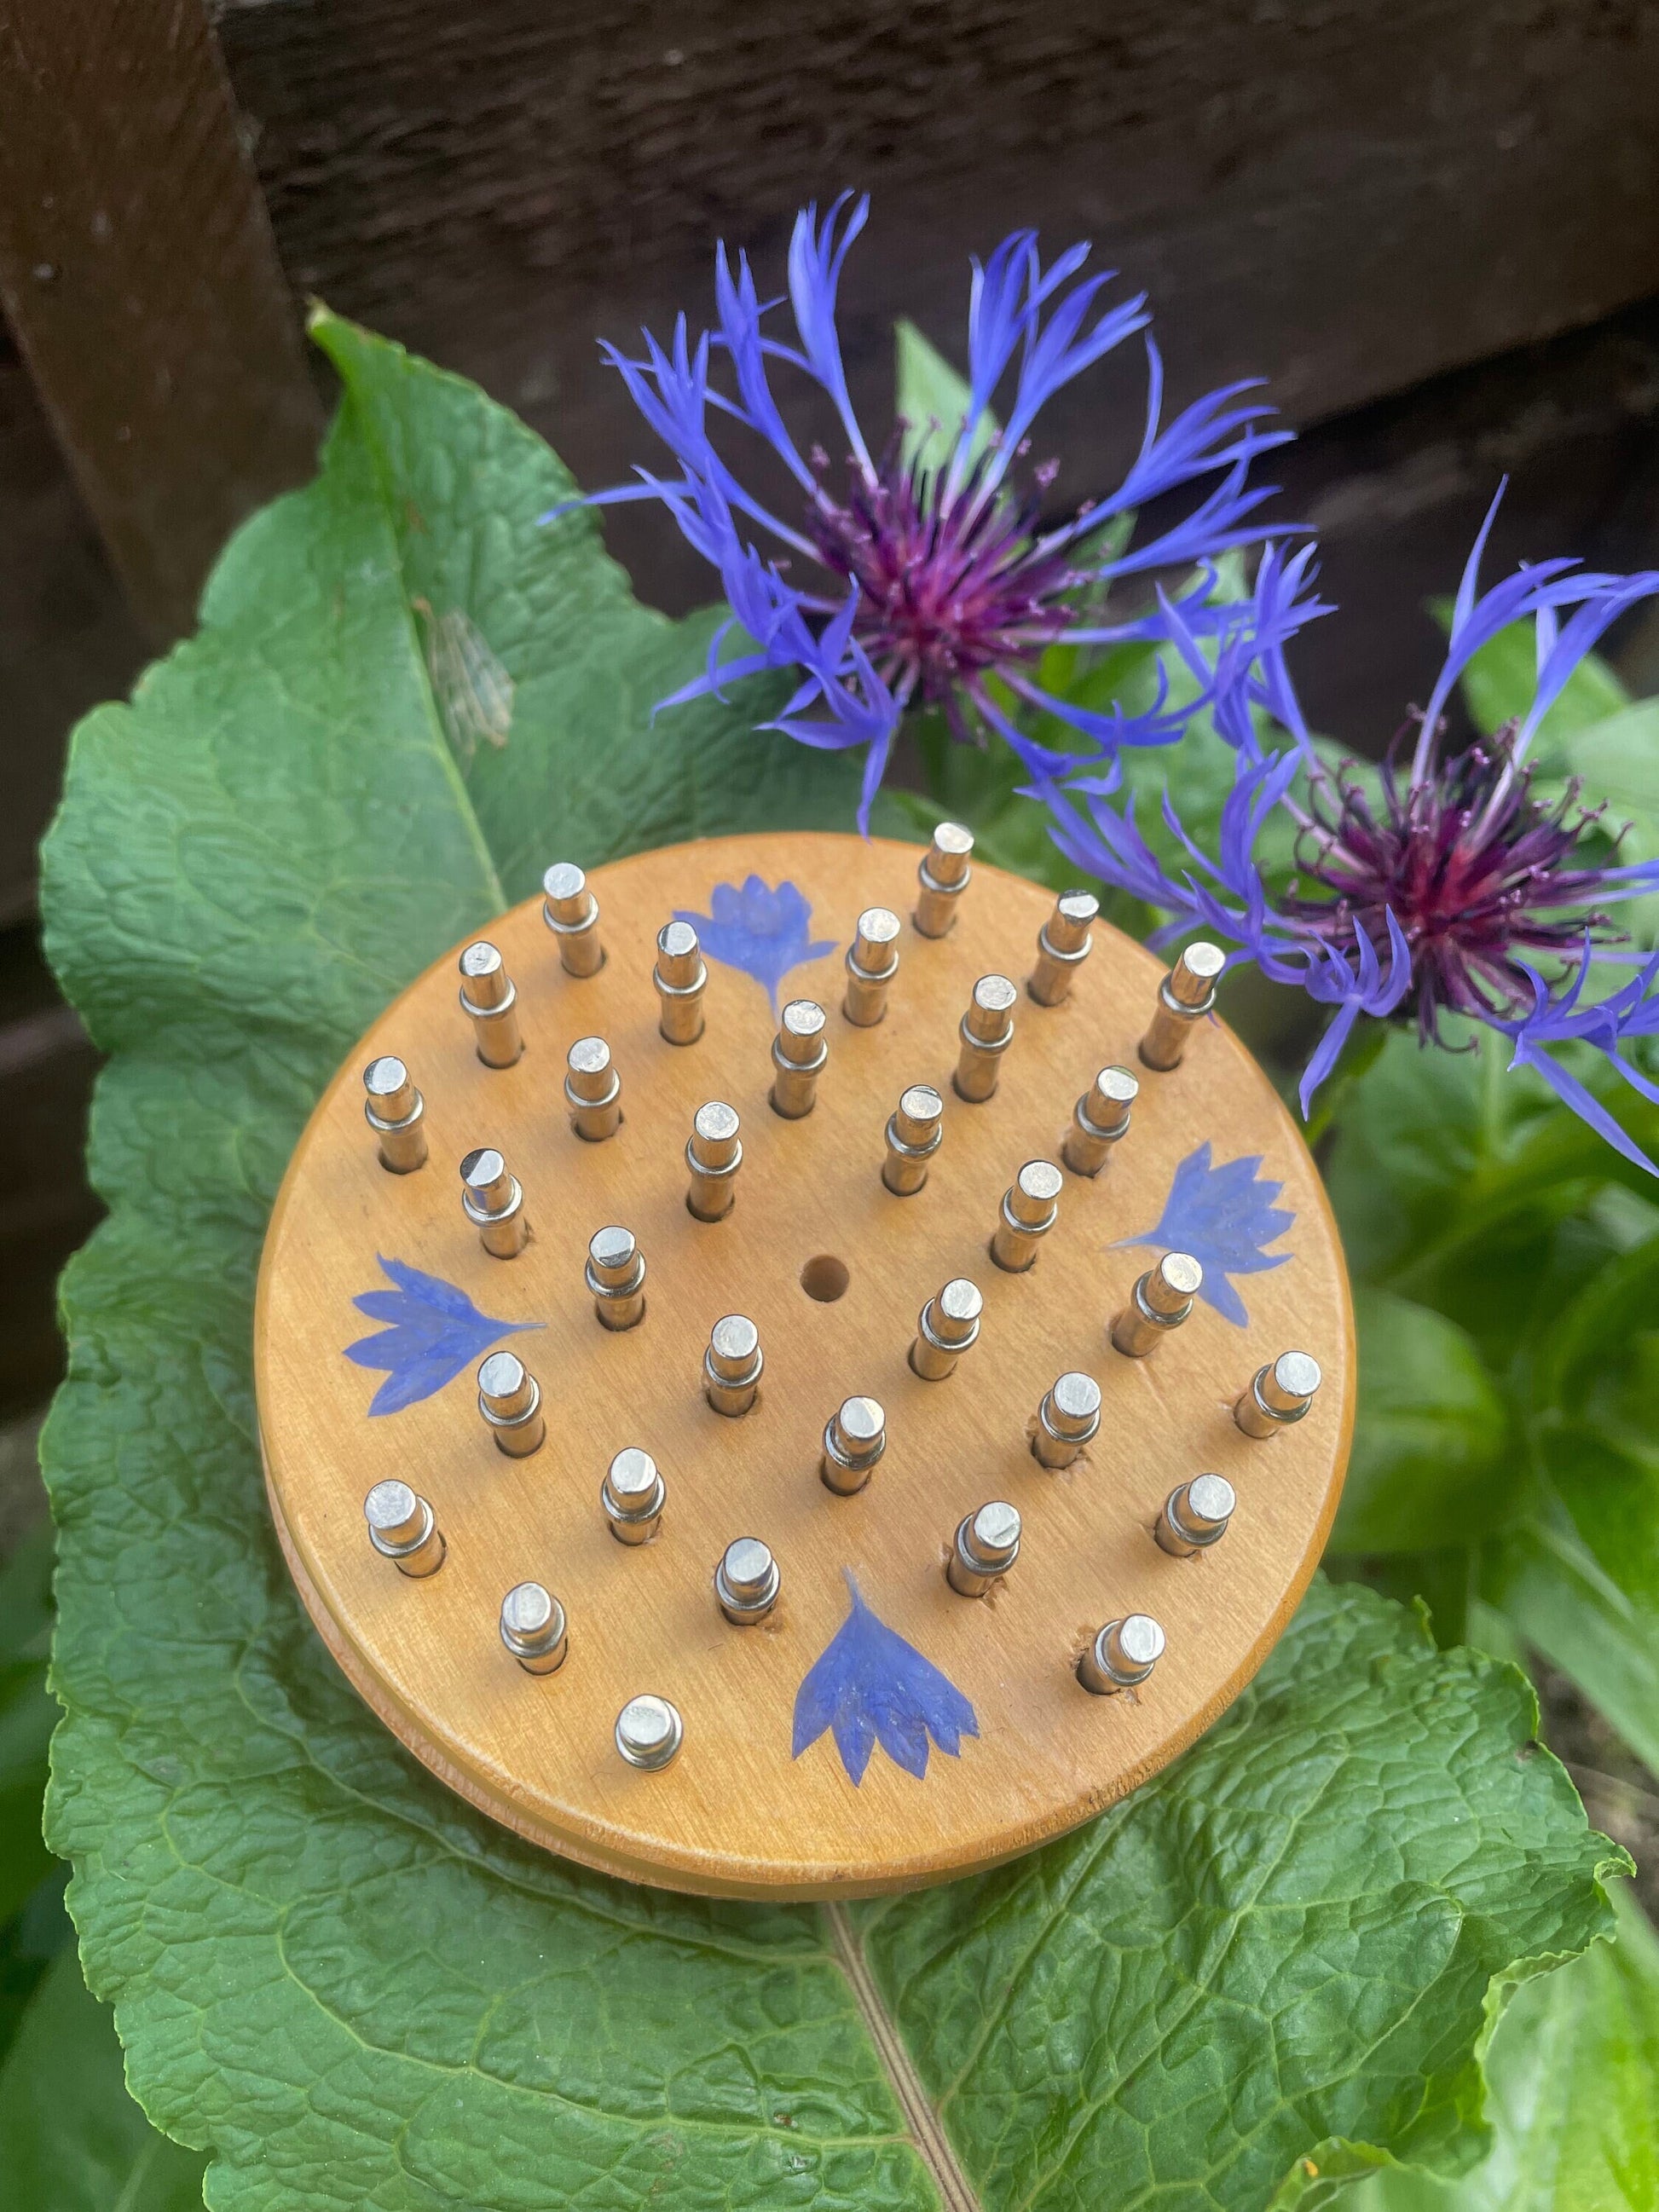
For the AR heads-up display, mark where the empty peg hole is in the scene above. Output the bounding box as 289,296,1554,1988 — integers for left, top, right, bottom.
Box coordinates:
800,1254,850,1303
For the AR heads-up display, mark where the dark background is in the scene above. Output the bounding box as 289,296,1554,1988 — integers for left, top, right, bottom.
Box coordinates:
4,0,1659,1450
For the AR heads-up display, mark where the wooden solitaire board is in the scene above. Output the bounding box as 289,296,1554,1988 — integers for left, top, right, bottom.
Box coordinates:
256,831,1353,1898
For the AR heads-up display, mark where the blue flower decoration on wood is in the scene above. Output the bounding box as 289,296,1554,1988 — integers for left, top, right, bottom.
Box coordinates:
793,1574,978,1785
673,876,835,1010
344,1256,542,1416
1116,1141,1294,1327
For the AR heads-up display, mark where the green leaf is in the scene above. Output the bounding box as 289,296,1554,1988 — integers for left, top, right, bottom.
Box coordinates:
0,1943,208,2210
894,317,994,478
311,310,868,898
38,316,1631,2211
1344,1884,1659,2212
857,1580,1625,2209
1331,1290,1510,1555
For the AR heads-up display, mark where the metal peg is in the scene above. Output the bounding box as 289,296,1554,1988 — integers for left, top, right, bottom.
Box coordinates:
541,861,604,977
1111,1252,1203,1357
686,1101,742,1220
1062,1066,1138,1178
500,1583,569,1675
947,1500,1020,1597
1156,1474,1236,1556
1033,1372,1101,1469
1028,890,1098,1007
914,822,974,938
844,906,901,1025
704,1314,762,1417
364,1480,444,1577
991,1159,1063,1273
655,921,708,1045
770,1000,828,1119
616,1694,683,1770
1078,1614,1165,1695
565,1036,621,1141
460,1146,529,1258
363,1054,427,1174
1139,942,1226,1071
910,1278,983,1381
716,1536,780,1624
587,1225,645,1331
477,1350,545,1457
954,974,1017,1103
458,941,523,1067
820,1396,887,1495
602,1447,666,1545
1234,1350,1322,1438
883,1083,944,1196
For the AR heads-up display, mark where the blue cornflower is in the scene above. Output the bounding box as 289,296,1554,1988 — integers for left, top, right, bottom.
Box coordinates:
1038,492,1659,1170
546,194,1292,826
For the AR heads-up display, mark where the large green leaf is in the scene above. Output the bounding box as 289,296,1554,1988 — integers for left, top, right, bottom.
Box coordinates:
858,1580,1625,2209
1442,604,1631,759
1346,1884,1659,2212
38,317,1628,2211
0,1943,208,2210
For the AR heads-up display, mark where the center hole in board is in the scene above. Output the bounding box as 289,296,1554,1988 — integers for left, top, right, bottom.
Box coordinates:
800,1253,851,1303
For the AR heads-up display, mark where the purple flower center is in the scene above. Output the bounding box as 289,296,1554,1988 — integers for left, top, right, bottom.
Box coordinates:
1287,722,1616,1038
804,440,1084,728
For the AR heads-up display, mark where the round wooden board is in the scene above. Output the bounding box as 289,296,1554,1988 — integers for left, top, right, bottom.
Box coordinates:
256,831,1353,1898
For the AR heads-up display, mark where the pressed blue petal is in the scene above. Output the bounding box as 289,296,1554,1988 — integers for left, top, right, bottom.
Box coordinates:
674,876,837,1010
344,1256,540,1416
1115,1142,1295,1326
792,1576,978,1786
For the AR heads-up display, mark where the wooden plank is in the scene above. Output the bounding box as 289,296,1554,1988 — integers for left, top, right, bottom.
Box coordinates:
219,0,1659,579
0,0,323,638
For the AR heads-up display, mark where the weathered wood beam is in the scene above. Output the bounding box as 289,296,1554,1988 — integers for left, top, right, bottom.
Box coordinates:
0,0,323,639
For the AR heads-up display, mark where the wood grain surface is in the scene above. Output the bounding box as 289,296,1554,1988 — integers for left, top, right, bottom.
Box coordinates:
256,832,1353,1897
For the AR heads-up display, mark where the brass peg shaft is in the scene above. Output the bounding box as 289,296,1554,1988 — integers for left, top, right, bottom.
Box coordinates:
655,921,708,1045
1062,1066,1138,1178
587,1225,645,1331
364,1480,445,1578
686,1102,742,1220
910,1278,983,1381
565,1036,621,1141
1139,942,1226,1071
541,862,604,977
1032,1372,1101,1469
946,1501,1020,1597
458,941,523,1067
1234,1351,1322,1438
1028,890,1098,1007
954,974,1017,1103
770,1000,828,1118
602,1447,666,1545
716,1536,780,1625
363,1054,427,1174
913,822,974,938
883,1083,944,1196
820,1396,886,1495
843,906,901,1025
1156,1474,1235,1556
460,1147,529,1259
500,1583,569,1675
1111,1252,1202,1357
1078,1614,1165,1695
477,1350,546,1457
704,1314,762,1417
991,1159,1063,1273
